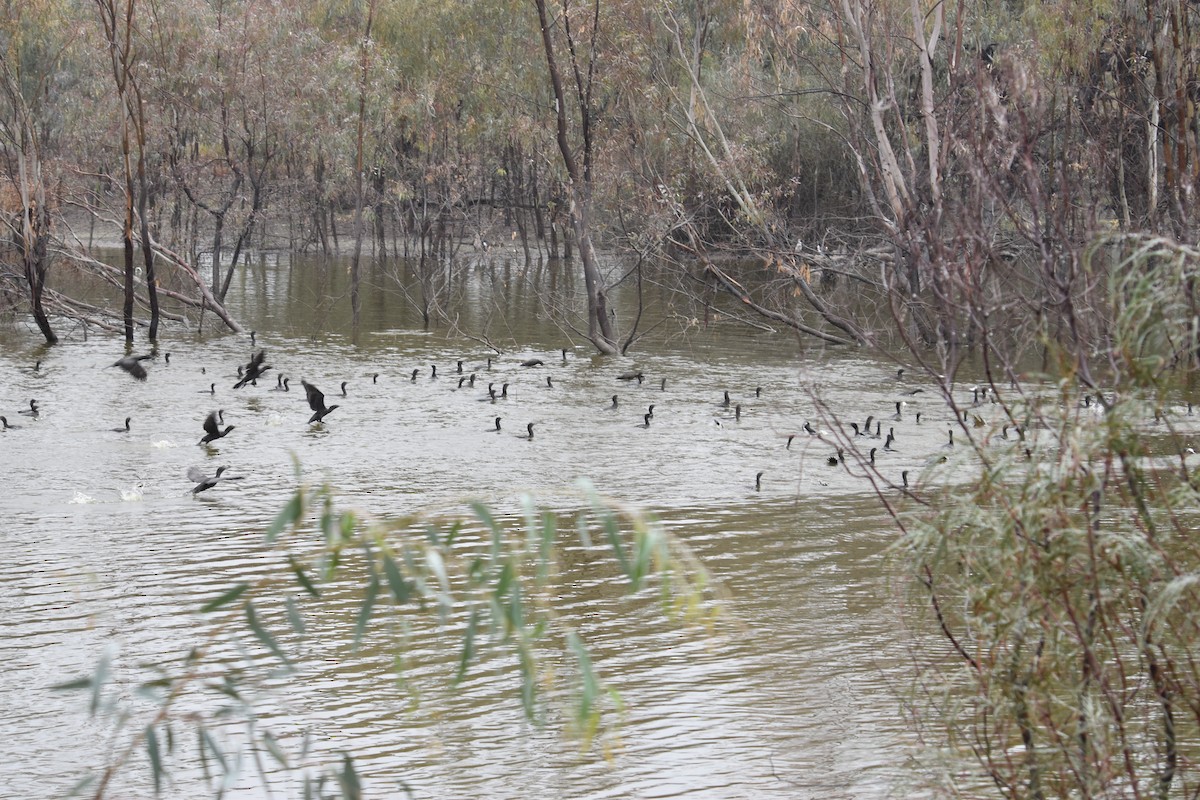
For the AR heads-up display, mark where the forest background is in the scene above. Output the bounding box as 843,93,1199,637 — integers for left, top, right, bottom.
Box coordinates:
6,1,1200,798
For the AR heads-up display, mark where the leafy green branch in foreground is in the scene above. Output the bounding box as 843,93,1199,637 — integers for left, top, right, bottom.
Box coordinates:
56,479,723,799
894,235,1200,799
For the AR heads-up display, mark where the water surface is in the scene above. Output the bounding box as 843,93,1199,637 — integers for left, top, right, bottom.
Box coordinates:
0,251,951,798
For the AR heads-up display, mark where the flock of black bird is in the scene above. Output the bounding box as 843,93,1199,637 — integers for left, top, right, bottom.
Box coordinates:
5,341,983,499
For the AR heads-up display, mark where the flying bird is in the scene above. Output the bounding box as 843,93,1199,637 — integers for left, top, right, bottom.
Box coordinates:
199,411,235,445
188,465,243,494
301,380,339,423
112,353,154,380
233,350,271,388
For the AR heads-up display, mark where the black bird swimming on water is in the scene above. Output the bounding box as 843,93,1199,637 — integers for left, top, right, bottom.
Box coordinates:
755,471,764,492
722,390,731,408
200,411,235,445
340,381,349,397
0,416,20,430
301,380,339,424
491,417,502,432
113,417,131,433
430,364,438,379
188,465,243,494
164,353,171,365
456,360,464,374
19,399,39,417
411,368,419,382
827,449,844,466
546,376,554,388
519,422,535,440
113,353,154,380
199,383,216,395
372,373,379,383
610,394,619,409
233,350,271,389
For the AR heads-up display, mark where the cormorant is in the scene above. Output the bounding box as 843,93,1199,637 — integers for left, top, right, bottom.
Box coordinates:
113,353,154,380
188,465,243,494
301,380,339,424
233,350,271,389
199,411,235,445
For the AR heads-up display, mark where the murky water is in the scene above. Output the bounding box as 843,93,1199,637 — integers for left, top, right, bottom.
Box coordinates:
0,251,958,798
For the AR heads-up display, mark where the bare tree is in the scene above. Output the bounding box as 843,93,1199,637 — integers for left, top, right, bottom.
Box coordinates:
532,0,618,355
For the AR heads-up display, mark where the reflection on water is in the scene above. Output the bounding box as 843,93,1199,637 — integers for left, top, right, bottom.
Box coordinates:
0,252,945,798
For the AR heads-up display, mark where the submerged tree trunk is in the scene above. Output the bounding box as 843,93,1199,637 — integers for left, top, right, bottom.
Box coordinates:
533,0,617,354
22,185,58,345
349,0,377,335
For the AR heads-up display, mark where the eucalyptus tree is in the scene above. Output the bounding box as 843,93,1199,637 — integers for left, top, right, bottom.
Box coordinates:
532,0,618,354
0,53,57,343
0,3,76,344
93,0,163,342
157,0,283,305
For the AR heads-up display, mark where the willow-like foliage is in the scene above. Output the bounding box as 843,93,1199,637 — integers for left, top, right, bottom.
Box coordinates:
57,476,721,798
898,235,1200,799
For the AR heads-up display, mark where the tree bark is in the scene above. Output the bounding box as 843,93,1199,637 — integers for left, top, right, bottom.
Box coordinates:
533,0,617,354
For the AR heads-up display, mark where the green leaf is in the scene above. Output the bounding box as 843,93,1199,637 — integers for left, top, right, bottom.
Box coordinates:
567,631,600,729
146,724,163,794
90,647,112,715
353,577,379,649
454,608,478,686
261,730,289,767
244,602,292,668
602,509,629,579
51,676,93,692
201,583,250,613
537,511,556,582
339,511,356,541
200,727,227,773
285,595,305,636
471,500,502,559
266,492,303,543
287,555,320,598
382,552,411,604
338,752,362,800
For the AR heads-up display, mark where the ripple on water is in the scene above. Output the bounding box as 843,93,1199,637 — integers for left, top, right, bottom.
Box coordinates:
0,305,934,799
